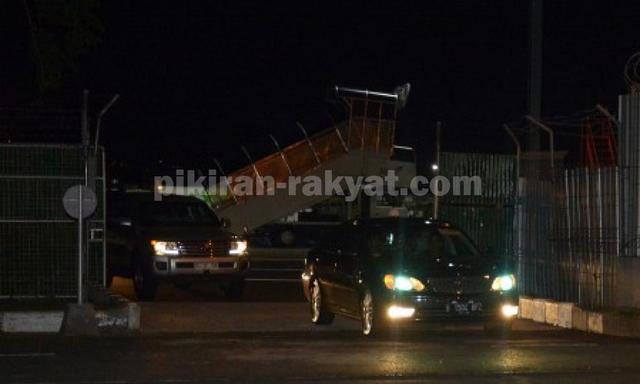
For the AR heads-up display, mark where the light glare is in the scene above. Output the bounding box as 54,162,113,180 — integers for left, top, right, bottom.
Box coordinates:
229,240,248,255
388,305,416,319
501,304,519,318
151,240,179,256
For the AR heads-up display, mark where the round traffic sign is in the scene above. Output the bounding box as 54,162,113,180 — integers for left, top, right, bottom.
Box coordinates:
63,185,97,219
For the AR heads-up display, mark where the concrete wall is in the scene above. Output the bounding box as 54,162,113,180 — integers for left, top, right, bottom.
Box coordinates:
615,257,640,309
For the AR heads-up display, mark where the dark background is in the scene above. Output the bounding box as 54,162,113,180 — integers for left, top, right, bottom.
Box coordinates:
3,1,640,178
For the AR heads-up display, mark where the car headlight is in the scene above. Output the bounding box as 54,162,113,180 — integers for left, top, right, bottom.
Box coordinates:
229,240,248,255
383,274,425,292
150,240,179,256
491,274,516,291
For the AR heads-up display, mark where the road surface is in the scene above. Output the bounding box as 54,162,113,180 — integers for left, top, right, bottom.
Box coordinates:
2,280,640,383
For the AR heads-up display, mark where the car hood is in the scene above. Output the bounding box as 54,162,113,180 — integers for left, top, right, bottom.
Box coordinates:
373,257,497,279
141,225,233,241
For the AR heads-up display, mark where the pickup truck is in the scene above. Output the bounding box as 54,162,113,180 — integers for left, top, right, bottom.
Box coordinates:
106,191,249,301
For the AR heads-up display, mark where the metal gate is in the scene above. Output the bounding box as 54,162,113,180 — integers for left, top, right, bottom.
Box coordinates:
516,167,619,309
0,144,106,298
439,152,517,261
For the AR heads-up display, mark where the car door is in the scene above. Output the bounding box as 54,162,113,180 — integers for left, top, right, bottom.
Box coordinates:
331,225,362,316
106,196,137,277
311,242,341,309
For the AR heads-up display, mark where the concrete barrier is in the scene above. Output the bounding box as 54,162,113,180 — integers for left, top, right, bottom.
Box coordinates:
95,303,140,333
519,295,640,338
557,303,573,328
128,303,140,331
1,311,64,333
544,301,559,326
532,299,547,323
587,311,604,334
519,297,535,320
1,295,138,334
572,306,588,331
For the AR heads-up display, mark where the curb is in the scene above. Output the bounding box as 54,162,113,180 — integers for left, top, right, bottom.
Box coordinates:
519,296,640,338
1,302,140,334
0,311,65,333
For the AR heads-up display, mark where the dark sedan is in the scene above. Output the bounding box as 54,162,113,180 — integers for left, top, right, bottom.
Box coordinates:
301,218,518,335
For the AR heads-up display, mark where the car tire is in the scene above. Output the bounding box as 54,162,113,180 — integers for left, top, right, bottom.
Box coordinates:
224,278,245,300
133,259,157,301
360,288,376,336
309,279,334,325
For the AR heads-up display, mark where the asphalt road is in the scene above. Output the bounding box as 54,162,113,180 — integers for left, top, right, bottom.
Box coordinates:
2,280,640,383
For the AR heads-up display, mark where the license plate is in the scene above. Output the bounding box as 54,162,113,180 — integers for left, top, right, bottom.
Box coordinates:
195,262,217,271
447,300,483,314
469,301,483,312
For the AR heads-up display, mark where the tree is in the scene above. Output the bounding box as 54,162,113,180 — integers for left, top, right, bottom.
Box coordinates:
23,0,103,97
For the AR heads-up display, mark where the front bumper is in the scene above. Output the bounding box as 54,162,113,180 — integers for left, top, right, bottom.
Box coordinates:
152,255,250,280
380,290,518,322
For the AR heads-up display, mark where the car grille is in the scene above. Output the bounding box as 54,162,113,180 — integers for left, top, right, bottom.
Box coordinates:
427,276,490,295
179,240,229,257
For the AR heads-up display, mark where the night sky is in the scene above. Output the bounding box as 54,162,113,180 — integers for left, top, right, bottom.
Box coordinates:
4,1,640,176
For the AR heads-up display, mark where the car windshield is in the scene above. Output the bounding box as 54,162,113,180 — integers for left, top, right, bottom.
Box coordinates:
141,201,220,226
366,225,479,266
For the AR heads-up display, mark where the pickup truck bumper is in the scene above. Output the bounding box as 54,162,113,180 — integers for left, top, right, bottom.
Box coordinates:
152,255,250,280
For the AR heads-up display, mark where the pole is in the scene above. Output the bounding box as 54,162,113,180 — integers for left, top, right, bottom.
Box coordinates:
296,122,321,165
79,90,88,304
81,90,89,149
241,146,263,195
77,186,84,304
596,104,620,127
503,124,521,179
101,150,107,288
269,134,292,176
525,115,554,172
94,94,120,156
528,0,543,151
433,121,442,219
81,90,90,189
213,159,237,204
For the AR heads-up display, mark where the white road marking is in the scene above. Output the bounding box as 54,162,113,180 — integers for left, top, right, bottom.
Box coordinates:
489,341,598,348
0,353,56,358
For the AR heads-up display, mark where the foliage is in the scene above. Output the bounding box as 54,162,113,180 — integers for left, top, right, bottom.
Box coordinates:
27,0,103,95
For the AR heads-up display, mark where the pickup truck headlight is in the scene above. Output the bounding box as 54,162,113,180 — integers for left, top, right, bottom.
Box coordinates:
229,240,248,255
150,240,179,256
383,274,425,292
491,274,516,291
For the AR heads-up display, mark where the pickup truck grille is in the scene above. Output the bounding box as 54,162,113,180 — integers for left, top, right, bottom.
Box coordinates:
179,240,229,257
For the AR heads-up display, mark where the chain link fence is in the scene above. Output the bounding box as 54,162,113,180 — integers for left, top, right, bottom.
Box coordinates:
0,144,105,298
440,152,620,310
515,168,618,309
439,152,517,262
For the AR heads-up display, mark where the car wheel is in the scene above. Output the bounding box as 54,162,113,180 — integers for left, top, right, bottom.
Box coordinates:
360,289,375,336
224,278,245,300
310,279,334,325
133,260,157,301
